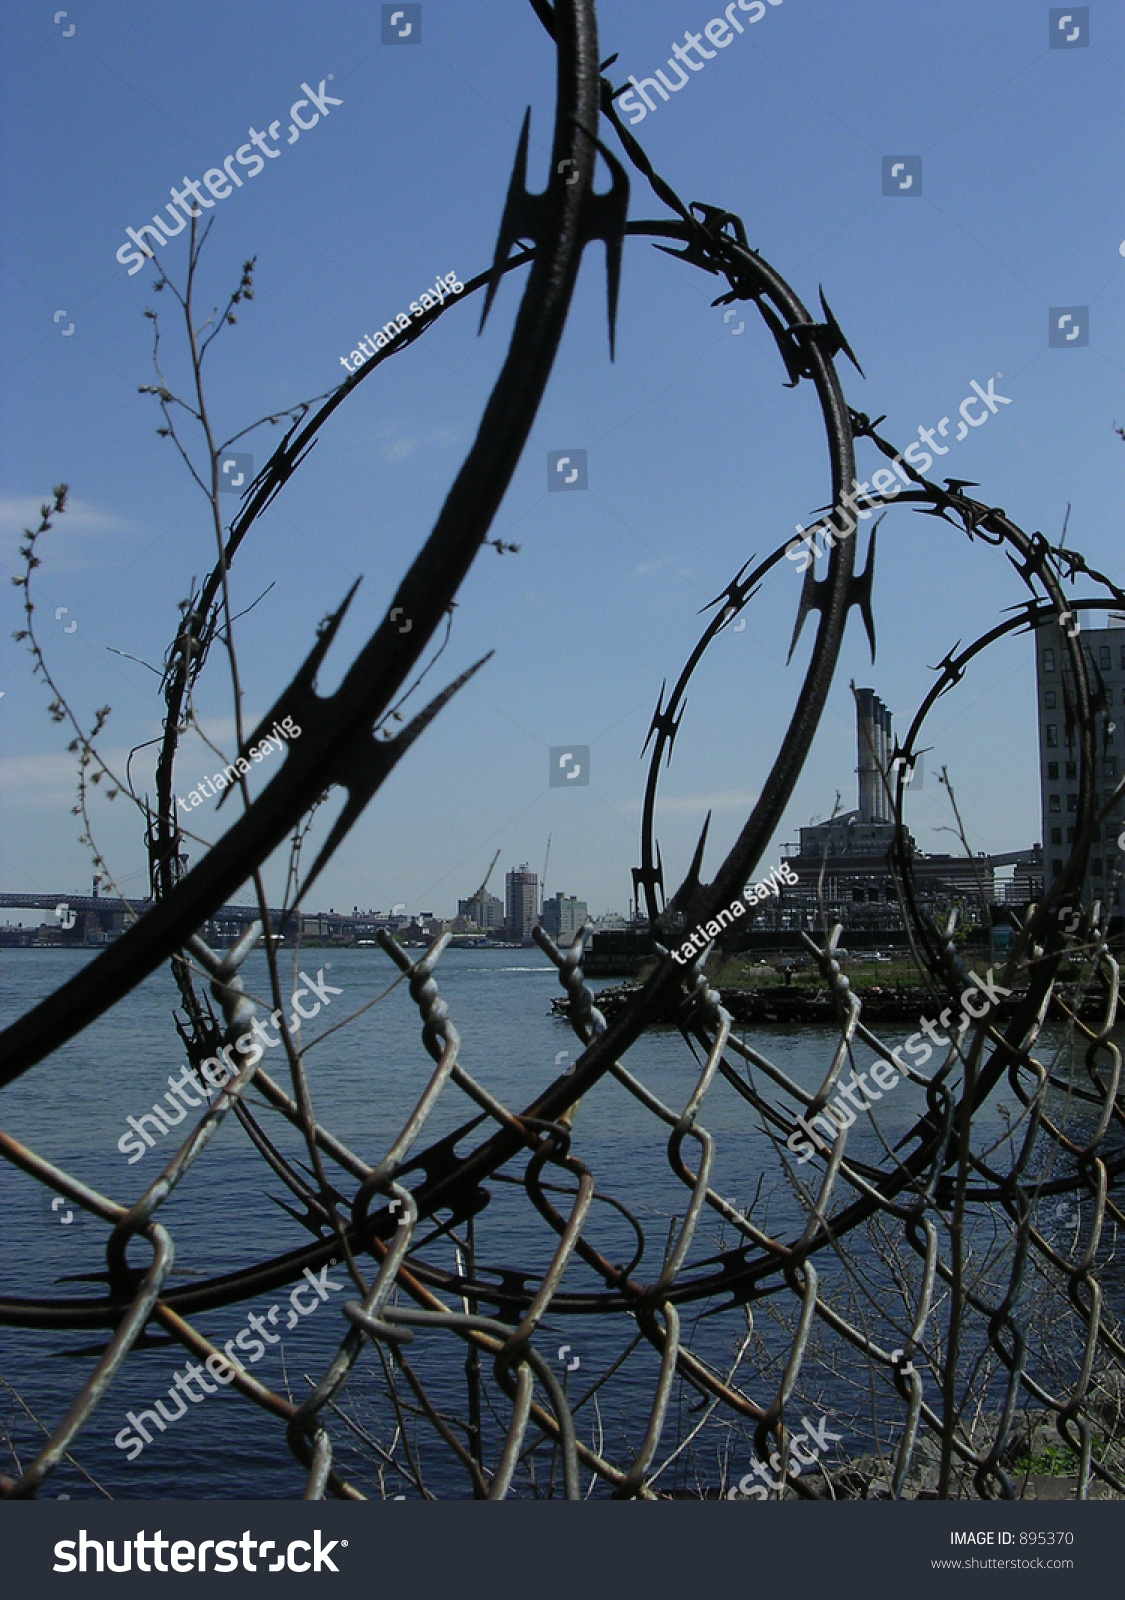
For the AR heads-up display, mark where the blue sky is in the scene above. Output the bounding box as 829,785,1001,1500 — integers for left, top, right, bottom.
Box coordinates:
1,0,1123,919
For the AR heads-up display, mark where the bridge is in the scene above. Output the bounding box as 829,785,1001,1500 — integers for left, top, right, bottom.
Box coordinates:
0,892,275,947
0,893,415,948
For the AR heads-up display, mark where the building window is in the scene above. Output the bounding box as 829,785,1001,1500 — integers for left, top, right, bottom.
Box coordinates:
1093,859,1104,878
1049,794,1061,813
1044,689,1057,710
1051,827,1062,845
1045,724,1058,747
1047,761,1059,779
1044,647,1056,671
1053,858,1064,875
1100,646,1112,670
1067,793,1078,812
1067,827,1077,842
1107,757,1118,779
1066,761,1078,779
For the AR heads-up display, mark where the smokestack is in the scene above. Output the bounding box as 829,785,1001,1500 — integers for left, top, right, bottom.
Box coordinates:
883,704,896,819
856,688,879,822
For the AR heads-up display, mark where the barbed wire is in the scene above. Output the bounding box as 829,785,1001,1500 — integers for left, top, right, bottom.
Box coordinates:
2,0,1122,1502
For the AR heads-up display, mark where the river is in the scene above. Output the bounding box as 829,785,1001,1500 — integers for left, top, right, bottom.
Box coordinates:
0,947,1110,1498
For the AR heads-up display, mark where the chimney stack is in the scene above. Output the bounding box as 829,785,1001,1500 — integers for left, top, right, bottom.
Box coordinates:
856,688,879,822
856,690,895,822
879,702,894,821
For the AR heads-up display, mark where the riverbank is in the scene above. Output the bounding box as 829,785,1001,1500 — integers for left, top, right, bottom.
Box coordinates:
561,978,1112,1027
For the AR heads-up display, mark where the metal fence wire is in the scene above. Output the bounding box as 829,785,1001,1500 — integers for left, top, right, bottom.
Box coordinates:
2,0,1124,1501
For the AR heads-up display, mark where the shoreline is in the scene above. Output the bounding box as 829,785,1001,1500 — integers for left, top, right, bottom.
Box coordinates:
558,980,1112,1028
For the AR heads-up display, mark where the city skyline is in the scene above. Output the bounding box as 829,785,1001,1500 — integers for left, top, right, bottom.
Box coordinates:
5,621,1086,930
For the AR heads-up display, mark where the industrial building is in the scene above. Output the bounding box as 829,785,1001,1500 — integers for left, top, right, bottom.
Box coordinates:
1035,615,1125,911
774,688,1039,935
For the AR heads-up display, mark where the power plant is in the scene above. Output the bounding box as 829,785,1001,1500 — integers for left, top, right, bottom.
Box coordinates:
775,688,1041,938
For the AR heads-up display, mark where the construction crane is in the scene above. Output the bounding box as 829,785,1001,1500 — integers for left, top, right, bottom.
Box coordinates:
471,849,501,907
541,833,551,912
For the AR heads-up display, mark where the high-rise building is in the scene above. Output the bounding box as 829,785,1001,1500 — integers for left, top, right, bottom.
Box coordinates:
1035,617,1125,909
540,891,588,944
505,864,539,943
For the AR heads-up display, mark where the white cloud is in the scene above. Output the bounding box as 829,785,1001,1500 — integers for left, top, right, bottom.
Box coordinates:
0,719,284,806
0,751,82,796
367,422,462,463
630,557,694,583
0,496,129,539
0,496,133,571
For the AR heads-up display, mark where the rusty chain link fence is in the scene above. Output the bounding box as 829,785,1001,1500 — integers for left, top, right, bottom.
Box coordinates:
2,0,1124,1502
